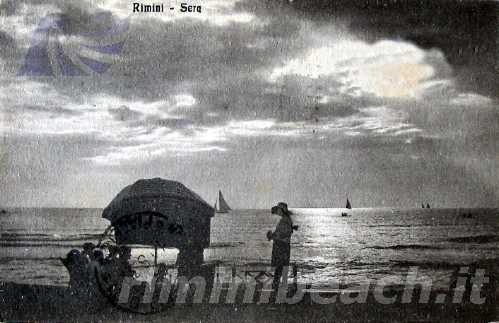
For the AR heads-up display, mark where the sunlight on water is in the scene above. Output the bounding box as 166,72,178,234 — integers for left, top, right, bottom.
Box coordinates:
0,207,498,288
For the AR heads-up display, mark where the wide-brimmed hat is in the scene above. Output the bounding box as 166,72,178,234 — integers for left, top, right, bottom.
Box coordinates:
271,202,291,216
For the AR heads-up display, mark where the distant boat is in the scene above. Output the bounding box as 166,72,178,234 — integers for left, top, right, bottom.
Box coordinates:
422,203,425,209
0,209,7,214
426,203,431,209
215,190,231,213
342,198,351,217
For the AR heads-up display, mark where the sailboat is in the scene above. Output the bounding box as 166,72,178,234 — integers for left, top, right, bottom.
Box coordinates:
214,190,231,213
341,198,352,217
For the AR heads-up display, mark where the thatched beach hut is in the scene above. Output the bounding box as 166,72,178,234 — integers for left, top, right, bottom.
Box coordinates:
102,178,214,271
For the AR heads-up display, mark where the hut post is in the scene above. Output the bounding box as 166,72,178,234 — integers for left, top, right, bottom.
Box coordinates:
154,246,158,266
293,264,298,291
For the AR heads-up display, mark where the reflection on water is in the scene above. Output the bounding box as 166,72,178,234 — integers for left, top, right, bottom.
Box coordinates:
0,207,498,287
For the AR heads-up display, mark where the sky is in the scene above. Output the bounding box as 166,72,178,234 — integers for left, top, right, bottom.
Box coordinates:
0,0,498,208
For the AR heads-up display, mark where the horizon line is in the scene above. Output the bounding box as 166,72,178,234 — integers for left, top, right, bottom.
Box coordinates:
1,206,498,210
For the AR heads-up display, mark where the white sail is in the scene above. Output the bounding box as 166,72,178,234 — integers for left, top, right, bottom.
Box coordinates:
215,190,231,213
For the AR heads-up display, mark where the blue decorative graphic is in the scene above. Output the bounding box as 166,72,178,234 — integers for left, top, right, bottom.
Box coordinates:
19,11,129,76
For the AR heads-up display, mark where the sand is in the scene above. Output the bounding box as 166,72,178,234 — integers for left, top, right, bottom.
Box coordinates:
1,260,497,323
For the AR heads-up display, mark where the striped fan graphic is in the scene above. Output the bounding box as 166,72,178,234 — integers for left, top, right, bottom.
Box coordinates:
19,11,129,76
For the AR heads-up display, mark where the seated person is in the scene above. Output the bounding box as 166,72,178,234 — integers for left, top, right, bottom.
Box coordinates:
81,242,96,263
61,249,89,293
117,246,135,278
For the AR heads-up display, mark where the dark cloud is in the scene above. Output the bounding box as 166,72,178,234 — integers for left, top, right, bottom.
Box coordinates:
0,30,16,59
108,105,142,121
276,0,499,97
150,118,193,129
8,0,311,105
0,30,15,48
0,0,18,16
257,17,301,39
18,104,83,116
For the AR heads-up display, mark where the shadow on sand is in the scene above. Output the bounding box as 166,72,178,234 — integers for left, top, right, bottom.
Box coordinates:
1,260,498,323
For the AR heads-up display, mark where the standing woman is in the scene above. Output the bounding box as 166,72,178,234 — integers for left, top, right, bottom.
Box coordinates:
267,202,298,290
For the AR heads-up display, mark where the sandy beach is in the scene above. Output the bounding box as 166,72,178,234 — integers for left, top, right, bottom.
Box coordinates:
1,260,497,323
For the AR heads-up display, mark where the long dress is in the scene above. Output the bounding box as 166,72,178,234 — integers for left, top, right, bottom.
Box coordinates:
270,215,293,289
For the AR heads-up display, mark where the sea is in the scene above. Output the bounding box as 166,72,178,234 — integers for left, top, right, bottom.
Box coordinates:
1,208,498,289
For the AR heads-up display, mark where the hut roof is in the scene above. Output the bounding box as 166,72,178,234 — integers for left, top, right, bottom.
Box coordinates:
102,178,214,223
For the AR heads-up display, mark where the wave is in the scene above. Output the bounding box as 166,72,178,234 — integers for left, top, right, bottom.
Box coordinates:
447,235,499,244
367,244,442,250
209,242,245,248
365,224,413,228
0,236,102,243
1,233,53,237
0,256,63,265
0,241,245,249
390,258,499,270
0,242,86,248
341,260,392,268
390,260,460,269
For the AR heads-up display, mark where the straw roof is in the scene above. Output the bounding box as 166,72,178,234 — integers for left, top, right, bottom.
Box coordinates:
102,178,214,223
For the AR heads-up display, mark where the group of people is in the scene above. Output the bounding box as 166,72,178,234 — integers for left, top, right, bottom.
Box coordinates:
61,201,298,304
61,242,134,301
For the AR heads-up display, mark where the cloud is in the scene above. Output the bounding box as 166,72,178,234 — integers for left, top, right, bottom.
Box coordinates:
449,92,494,107
0,83,185,138
0,31,16,55
0,32,479,167
270,40,451,99
0,0,497,207
108,105,142,121
0,2,60,47
84,126,228,166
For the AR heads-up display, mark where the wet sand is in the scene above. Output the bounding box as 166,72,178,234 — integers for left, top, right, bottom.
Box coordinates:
1,260,497,323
